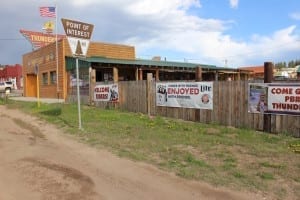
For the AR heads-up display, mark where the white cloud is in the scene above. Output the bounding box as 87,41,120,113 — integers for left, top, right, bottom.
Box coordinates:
34,0,300,67
1,0,300,67
68,0,201,9
116,0,299,67
223,26,300,66
126,0,201,15
229,0,239,9
128,19,299,67
289,12,300,20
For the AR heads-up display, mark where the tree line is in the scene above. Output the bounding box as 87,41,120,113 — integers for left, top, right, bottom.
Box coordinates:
275,59,300,69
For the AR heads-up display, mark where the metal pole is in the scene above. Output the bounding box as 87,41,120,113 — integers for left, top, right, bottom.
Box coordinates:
55,2,59,95
76,58,82,129
35,64,40,108
37,75,40,108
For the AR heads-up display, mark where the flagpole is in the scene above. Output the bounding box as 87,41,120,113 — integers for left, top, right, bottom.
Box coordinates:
55,3,59,98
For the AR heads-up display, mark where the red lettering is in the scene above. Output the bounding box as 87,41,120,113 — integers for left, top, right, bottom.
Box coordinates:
95,87,109,92
168,88,175,94
285,96,290,102
190,88,199,95
167,87,200,95
271,88,293,94
96,93,108,99
179,88,187,94
272,103,300,110
168,88,189,94
285,96,300,102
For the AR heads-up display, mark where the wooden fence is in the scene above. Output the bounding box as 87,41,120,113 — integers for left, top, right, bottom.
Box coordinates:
72,80,300,137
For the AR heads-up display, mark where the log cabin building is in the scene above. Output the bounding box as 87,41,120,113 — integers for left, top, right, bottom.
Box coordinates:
23,39,248,100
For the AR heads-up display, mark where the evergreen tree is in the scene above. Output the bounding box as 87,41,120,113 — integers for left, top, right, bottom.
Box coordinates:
275,59,300,68
288,60,294,68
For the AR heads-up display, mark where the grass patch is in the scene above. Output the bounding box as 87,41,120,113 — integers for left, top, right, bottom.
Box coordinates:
3,100,300,200
257,172,275,180
222,156,237,170
185,153,211,168
289,142,300,154
259,161,286,169
232,171,246,179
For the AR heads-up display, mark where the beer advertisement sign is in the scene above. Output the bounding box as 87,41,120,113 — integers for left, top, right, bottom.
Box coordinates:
156,82,213,109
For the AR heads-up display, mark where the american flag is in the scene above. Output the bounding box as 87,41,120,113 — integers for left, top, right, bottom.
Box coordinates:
39,7,56,18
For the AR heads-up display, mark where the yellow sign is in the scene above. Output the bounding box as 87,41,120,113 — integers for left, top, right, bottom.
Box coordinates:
43,21,55,33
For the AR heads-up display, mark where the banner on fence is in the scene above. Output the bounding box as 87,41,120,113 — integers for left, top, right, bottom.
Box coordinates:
248,83,300,115
94,84,119,102
267,84,300,115
248,83,268,113
156,82,213,109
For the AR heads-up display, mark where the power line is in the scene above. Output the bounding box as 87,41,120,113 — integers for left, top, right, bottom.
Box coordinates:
0,38,25,41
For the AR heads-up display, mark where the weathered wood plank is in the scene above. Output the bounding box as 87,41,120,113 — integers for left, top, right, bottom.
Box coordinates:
89,80,300,137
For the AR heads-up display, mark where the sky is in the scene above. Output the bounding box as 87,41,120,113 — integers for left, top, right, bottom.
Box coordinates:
1,0,300,68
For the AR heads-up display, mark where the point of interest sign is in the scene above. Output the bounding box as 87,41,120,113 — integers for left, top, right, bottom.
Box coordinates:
61,18,94,57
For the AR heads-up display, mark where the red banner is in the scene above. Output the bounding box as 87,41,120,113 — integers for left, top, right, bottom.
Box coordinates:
20,29,65,49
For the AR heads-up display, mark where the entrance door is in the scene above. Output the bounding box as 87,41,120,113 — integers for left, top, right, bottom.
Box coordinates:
26,74,37,97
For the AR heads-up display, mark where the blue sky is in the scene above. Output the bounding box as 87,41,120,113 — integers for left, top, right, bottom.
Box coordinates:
0,0,300,68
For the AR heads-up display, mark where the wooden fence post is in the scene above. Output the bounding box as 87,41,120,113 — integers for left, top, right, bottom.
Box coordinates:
195,67,202,121
263,62,273,132
89,68,96,105
147,73,153,116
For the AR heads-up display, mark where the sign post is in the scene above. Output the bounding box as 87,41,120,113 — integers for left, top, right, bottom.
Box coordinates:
35,64,40,108
75,58,82,129
61,18,94,129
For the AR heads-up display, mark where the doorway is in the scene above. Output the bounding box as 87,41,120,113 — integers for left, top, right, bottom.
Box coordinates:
26,74,37,97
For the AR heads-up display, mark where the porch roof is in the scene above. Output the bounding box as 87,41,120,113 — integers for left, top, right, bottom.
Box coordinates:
85,56,217,69
66,56,237,72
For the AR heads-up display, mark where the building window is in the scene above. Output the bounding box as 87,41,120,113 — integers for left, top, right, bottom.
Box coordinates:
68,67,89,96
50,71,57,84
49,52,54,60
42,72,48,85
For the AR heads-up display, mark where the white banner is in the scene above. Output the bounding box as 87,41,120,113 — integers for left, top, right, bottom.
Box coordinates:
94,84,119,102
156,82,213,109
267,85,300,115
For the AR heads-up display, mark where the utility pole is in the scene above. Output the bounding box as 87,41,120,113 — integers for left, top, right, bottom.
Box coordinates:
263,62,273,133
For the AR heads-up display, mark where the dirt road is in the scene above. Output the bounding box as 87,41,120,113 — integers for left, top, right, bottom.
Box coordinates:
0,105,263,200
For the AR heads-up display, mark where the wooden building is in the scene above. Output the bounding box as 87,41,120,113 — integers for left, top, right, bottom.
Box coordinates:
23,39,247,100
297,65,300,80
238,66,264,80
23,39,135,99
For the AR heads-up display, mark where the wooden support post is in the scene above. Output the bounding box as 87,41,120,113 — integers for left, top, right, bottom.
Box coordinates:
237,71,241,81
195,67,202,81
139,68,143,80
135,68,139,81
215,71,218,81
263,62,273,133
113,67,118,82
156,69,160,81
195,66,202,121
